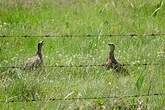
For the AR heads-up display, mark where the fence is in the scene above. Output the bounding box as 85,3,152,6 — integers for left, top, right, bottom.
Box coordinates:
0,33,165,104
1,33,165,37
0,93,165,103
0,63,164,69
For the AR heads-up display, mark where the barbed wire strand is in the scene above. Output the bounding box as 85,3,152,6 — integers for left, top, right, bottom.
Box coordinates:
1,33,165,38
0,93,164,103
0,63,164,69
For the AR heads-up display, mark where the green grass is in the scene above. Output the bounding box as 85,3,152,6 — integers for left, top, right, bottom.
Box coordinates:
0,0,165,109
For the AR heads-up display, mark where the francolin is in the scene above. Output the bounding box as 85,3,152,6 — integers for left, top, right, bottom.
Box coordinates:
24,41,44,70
105,44,128,74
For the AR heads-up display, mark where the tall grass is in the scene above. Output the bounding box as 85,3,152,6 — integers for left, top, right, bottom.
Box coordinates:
0,0,165,109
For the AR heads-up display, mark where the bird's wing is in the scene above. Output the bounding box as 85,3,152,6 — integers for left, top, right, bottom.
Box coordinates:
24,56,40,69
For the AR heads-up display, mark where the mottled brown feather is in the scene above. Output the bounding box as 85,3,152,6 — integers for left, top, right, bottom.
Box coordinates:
24,41,44,70
105,44,129,75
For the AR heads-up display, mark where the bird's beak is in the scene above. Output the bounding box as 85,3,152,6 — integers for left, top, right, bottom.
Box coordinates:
40,40,44,44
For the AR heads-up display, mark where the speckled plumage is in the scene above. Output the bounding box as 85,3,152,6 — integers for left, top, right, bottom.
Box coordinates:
105,44,128,74
24,41,44,70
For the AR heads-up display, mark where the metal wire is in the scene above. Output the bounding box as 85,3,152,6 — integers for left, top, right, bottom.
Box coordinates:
1,33,165,38
0,93,164,103
0,63,163,69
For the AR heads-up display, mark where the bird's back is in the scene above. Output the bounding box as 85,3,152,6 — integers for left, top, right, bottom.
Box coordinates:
106,56,129,75
24,55,42,70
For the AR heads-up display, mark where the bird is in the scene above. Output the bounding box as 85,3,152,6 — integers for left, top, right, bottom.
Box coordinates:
105,44,128,75
24,41,44,70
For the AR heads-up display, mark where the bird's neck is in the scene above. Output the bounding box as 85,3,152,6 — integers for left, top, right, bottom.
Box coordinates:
36,46,42,59
109,50,115,59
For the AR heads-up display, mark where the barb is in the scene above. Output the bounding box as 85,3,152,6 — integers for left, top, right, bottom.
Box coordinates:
0,33,165,38
0,63,163,69
0,93,164,103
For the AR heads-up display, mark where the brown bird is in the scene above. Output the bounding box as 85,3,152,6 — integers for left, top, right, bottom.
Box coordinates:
24,41,44,70
105,44,128,74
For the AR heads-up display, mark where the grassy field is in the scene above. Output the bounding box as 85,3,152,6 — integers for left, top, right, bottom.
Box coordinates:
0,0,165,109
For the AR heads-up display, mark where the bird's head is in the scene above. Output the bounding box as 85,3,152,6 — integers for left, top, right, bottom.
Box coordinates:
38,40,44,48
108,43,115,52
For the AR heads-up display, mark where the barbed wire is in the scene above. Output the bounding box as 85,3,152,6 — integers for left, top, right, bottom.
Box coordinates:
0,63,164,69
1,33,165,38
0,93,164,103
